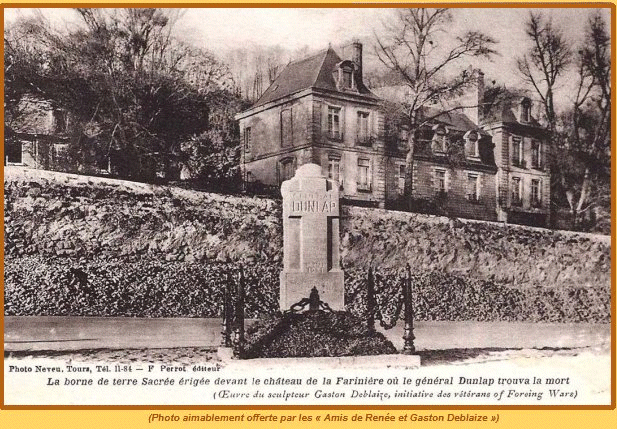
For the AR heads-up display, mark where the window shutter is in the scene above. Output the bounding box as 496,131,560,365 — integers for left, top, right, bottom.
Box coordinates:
313,100,322,141
339,156,345,190
321,103,328,138
477,173,483,199
281,109,292,147
340,107,345,141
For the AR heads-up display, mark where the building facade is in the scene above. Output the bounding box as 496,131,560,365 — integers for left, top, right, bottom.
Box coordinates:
4,95,70,170
482,97,551,226
401,109,499,222
236,42,551,227
236,42,392,207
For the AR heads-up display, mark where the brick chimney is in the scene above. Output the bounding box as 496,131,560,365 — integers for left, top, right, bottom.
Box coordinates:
351,40,362,82
460,69,485,125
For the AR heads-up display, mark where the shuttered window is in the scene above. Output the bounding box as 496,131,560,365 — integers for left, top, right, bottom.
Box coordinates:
357,158,371,191
281,109,292,147
327,106,342,140
531,179,541,206
357,111,370,145
511,177,522,205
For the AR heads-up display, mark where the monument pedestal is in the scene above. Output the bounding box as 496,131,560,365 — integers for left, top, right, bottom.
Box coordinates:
280,270,344,311
279,163,345,311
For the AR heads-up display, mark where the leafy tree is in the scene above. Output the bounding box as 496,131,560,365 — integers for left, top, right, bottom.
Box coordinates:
4,8,240,183
374,8,496,209
179,93,249,191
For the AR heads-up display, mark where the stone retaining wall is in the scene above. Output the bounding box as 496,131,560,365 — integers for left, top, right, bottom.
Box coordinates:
4,168,611,318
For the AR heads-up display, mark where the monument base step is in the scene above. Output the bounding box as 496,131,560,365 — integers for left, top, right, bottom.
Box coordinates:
218,353,421,370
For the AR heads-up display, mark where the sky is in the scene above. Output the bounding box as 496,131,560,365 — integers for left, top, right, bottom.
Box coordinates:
4,7,611,107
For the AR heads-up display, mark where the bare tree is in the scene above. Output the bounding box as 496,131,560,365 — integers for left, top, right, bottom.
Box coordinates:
374,8,496,208
556,11,611,229
516,12,571,133
225,45,287,102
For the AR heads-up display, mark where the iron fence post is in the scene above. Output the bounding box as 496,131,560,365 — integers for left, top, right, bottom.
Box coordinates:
402,263,416,354
221,272,232,347
233,266,245,359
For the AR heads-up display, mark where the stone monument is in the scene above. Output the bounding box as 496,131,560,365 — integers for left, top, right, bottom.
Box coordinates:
279,163,344,310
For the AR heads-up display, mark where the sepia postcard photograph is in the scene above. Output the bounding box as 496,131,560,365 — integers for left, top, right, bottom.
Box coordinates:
2,4,613,411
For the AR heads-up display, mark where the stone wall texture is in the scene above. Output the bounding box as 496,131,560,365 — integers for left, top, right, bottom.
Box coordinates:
4,168,283,264
340,206,610,290
4,167,611,321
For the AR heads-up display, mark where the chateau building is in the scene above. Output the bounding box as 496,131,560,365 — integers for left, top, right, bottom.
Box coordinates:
237,41,550,227
236,42,389,207
482,96,551,226
393,106,500,222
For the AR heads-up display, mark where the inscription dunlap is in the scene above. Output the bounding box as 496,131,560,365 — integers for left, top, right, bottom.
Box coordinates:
290,191,336,214
280,163,344,310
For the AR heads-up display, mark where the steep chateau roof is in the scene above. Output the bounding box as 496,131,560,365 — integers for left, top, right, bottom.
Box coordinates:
373,87,486,133
253,47,376,108
420,106,480,133
482,96,542,128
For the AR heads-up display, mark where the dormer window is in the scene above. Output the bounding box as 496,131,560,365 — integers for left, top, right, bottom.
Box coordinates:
431,125,448,154
342,68,353,89
464,130,480,159
335,60,357,91
520,98,531,123
53,109,67,133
